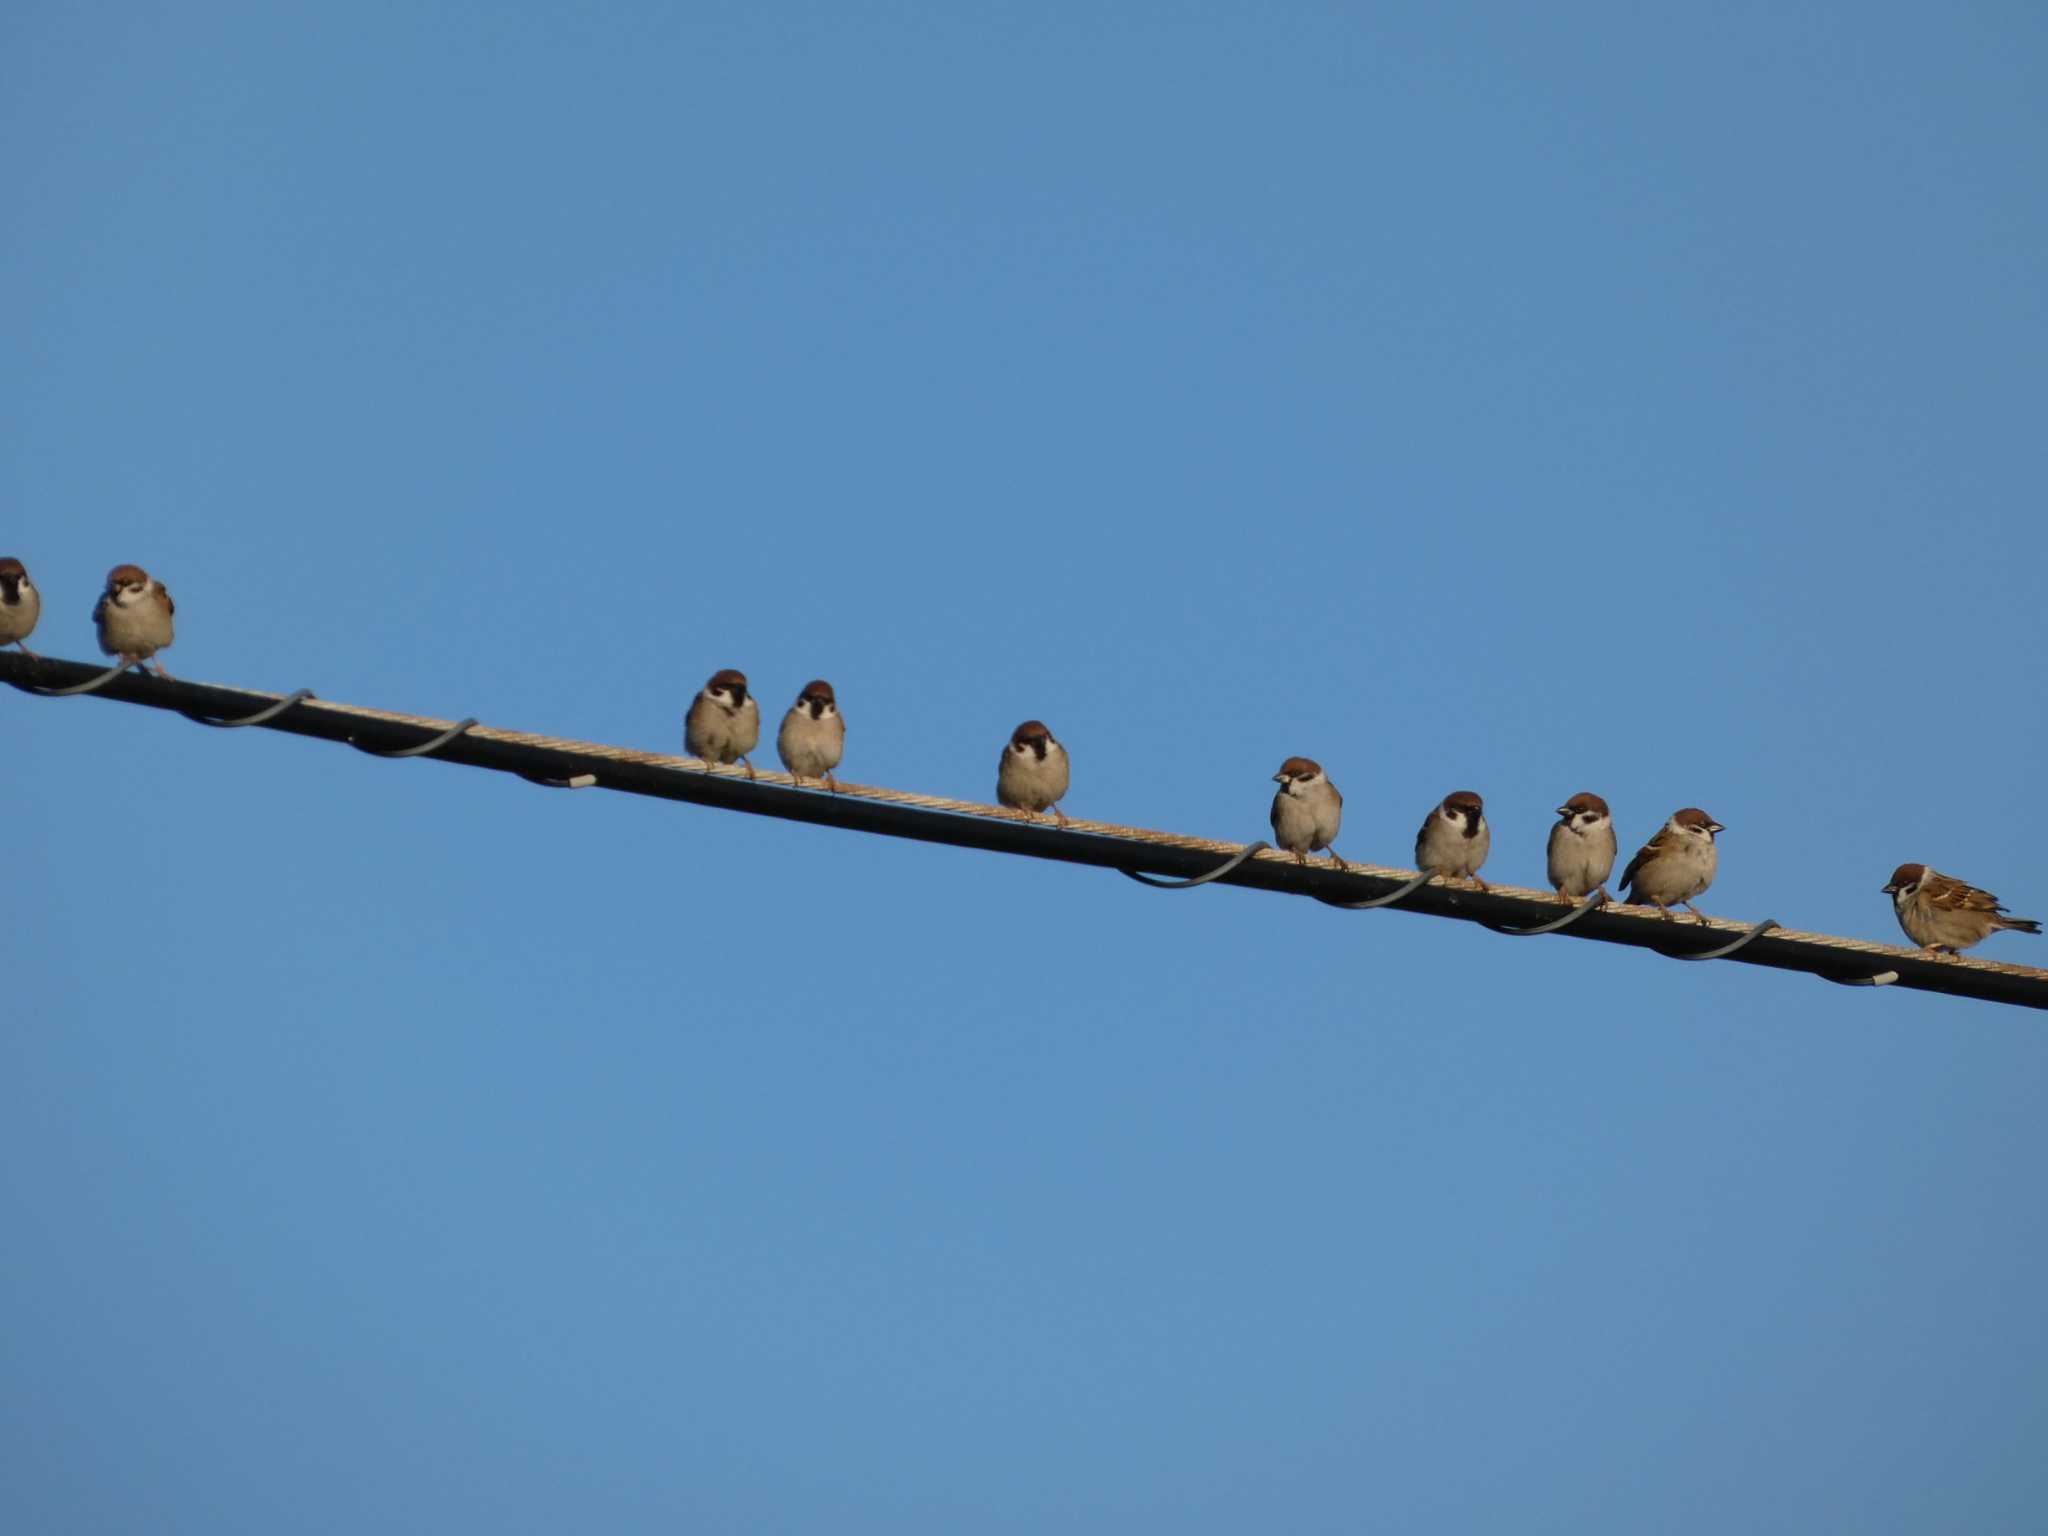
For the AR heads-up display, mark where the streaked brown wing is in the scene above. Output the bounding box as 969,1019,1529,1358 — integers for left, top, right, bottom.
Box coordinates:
1927,871,2004,914
1619,828,1675,891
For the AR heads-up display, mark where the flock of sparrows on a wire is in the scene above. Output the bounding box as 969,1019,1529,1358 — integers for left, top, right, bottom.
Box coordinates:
4,556,2041,962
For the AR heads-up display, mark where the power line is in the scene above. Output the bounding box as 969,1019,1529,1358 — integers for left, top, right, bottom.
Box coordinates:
7,650,2043,1012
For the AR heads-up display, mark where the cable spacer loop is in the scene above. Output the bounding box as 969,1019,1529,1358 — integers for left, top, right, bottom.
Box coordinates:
1485,889,1610,936
348,717,478,759
1317,868,1436,911
1121,841,1270,889
1820,970,1899,988
519,771,599,789
14,660,133,698
182,688,316,729
1663,917,1781,961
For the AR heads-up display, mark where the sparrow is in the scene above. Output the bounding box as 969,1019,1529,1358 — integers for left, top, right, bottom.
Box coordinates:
1269,757,1346,868
0,557,40,658
1881,863,2042,957
93,563,175,677
1547,791,1617,904
1619,807,1723,922
777,679,845,791
684,668,760,778
1415,790,1489,890
997,720,1070,826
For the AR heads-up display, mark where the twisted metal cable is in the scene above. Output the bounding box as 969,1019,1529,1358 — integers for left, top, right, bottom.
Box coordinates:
348,717,479,759
1316,869,1437,911
1121,841,1271,889
1484,890,1610,936
5,650,2044,1011
183,688,316,729
1661,917,1782,962
19,659,133,697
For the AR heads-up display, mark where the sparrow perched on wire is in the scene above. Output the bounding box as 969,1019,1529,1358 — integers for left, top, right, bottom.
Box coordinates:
685,668,760,778
1416,790,1489,889
1547,791,1616,904
1881,864,2041,957
997,720,1070,826
777,679,844,791
1619,807,1723,922
1270,757,1346,868
0,558,40,657
93,564,175,676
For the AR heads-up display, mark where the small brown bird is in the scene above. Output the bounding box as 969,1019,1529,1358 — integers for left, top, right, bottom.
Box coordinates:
1882,863,2041,957
1269,757,1345,868
1546,792,1616,905
997,720,1070,826
684,668,760,777
1416,790,1489,889
93,563,175,676
777,679,845,791
0,557,40,657
1619,808,1723,922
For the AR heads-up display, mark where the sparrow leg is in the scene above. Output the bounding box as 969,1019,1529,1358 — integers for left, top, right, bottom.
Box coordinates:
1683,902,1708,925
1327,848,1348,872
1292,850,1308,866
1595,886,1613,905
1652,903,1674,922
151,659,173,680
825,772,838,794
1470,876,1490,893
14,641,39,660
1053,805,1069,829
1554,886,1573,905
741,756,756,781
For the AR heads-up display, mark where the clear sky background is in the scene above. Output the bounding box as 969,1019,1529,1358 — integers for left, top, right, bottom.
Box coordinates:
6,2,2047,1531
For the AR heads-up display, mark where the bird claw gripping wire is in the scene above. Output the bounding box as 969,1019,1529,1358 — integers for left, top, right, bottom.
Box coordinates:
1662,917,1780,961
13,660,133,698
347,717,478,759
182,688,315,728
1483,890,1610,936
1316,868,1437,911
1120,841,1270,888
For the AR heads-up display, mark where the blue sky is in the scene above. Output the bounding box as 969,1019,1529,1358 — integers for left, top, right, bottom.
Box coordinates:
6,2,2048,1530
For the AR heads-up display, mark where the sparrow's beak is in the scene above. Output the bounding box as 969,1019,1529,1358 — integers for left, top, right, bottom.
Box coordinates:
1273,772,1286,784
1881,883,1897,894
1554,806,1570,818
1710,823,1726,834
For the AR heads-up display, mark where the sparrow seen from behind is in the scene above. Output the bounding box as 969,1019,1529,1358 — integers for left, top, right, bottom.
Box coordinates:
997,720,1070,827
1416,790,1489,890
685,668,761,778
1619,807,1723,922
1269,757,1346,869
777,679,845,791
1547,791,1616,905
1882,863,2041,957
0,558,40,658
93,564,175,676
